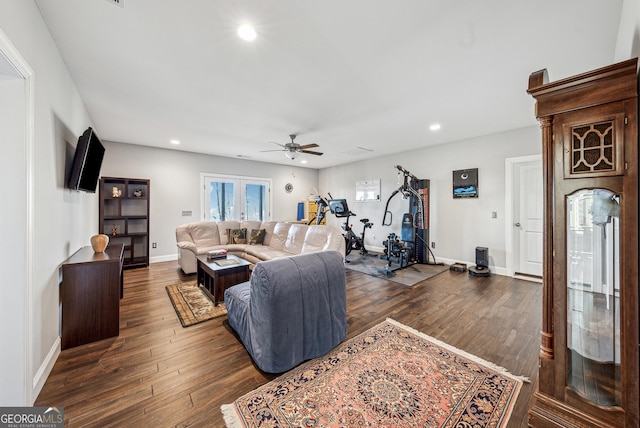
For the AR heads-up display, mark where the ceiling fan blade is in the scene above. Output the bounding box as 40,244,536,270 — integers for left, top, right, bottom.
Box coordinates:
301,150,323,156
269,142,285,148
260,149,285,153
299,143,319,150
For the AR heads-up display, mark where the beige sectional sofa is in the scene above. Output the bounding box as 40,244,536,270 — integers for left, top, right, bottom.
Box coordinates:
175,220,346,274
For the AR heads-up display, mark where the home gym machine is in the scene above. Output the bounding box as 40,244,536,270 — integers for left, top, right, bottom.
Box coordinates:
380,165,437,274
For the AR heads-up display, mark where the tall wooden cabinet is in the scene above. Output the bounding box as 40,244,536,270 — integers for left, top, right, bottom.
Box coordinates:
527,59,639,426
99,177,150,268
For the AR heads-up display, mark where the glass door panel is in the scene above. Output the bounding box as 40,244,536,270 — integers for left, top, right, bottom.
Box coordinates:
207,180,235,221
566,189,621,407
244,182,267,221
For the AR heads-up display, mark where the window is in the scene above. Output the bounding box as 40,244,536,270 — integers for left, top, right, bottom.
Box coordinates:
201,173,271,222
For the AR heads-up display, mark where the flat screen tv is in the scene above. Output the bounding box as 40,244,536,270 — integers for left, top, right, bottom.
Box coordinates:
67,127,105,193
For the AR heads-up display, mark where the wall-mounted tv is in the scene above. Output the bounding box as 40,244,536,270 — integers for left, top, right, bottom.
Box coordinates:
67,127,105,193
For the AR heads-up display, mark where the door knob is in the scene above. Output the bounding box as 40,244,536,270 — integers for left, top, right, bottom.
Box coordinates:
515,222,521,227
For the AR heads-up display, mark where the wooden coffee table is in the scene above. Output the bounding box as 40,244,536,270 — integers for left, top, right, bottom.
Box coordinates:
196,254,251,306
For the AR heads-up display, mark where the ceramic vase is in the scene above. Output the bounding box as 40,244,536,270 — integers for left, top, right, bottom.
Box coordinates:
91,234,109,253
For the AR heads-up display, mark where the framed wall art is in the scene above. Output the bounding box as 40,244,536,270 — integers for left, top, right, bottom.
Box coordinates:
453,168,478,198
355,179,380,202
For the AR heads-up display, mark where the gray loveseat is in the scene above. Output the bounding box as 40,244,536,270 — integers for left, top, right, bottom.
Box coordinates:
175,220,346,274
224,251,347,373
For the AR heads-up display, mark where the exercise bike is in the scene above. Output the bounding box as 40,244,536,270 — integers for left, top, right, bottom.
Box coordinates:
353,218,374,255
328,199,373,256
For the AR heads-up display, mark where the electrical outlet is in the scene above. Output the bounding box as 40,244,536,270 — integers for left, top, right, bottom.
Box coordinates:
431,242,436,249
152,242,157,248
492,211,498,219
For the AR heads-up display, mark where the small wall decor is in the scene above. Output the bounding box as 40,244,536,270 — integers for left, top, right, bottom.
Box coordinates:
453,168,478,198
285,183,293,193
355,179,381,202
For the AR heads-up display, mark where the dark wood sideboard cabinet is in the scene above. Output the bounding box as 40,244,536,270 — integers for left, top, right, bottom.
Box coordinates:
527,58,639,427
60,244,124,350
99,177,150,268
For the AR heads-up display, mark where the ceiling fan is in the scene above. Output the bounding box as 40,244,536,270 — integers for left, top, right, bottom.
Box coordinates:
262,134,323,160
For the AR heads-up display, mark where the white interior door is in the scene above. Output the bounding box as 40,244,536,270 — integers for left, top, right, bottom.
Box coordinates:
516,161,543,276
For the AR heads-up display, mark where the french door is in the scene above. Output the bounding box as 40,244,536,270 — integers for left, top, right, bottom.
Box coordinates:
202,174,271,222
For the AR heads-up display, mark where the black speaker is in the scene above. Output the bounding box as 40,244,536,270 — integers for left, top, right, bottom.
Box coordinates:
475,247,489,268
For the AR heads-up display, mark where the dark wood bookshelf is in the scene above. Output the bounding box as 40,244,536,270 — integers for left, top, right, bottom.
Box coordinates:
99,177,150,269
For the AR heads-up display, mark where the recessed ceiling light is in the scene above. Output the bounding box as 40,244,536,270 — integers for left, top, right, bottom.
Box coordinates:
237,24,257,42
301,159,308,164
170,139,181,145
429,124,441,131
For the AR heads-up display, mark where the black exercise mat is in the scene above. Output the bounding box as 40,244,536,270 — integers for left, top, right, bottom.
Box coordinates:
344,253,448,286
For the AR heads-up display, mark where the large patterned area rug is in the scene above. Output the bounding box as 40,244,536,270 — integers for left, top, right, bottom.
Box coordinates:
222,319,526,427
165,282,227,327
345,253,449,286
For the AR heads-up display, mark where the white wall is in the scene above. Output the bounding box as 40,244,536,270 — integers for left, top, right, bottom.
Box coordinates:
101,142,319,261
614,0,640,61
0,2,96,404
319,126,541,272
104,126,541,272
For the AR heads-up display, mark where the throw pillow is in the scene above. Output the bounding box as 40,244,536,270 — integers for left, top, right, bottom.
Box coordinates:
227,228,247,244
248,228,266,245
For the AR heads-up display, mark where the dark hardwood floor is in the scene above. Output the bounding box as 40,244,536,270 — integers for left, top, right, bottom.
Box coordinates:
36,260,542,427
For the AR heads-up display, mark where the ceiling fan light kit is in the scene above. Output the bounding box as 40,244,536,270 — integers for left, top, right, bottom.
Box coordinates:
285,150,299,160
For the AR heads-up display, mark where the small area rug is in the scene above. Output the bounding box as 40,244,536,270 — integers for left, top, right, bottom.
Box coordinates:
165,282,226,327
222,318,525,427
345,253,448,286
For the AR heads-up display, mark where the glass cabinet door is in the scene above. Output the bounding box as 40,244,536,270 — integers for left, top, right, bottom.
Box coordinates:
566,189,621,407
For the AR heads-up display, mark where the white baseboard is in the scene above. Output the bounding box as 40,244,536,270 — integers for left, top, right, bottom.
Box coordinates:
365,245,385,253
513,273,543,283
150,254,178,264
32,336,60,404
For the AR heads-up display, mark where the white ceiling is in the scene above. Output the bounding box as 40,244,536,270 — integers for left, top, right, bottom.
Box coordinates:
35,0,623,169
